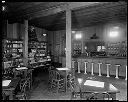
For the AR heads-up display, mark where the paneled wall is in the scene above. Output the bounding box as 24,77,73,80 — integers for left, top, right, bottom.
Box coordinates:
47,21,127,63
35,27,47,42
2,20,7,39
6,23,47,41
47,30,65,62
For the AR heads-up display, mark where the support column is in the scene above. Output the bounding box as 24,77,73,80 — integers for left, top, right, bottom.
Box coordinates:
98,63,102,76
23,20,28,67
125,65,127,80
115,64,120,79
66,7,71,93
84,62,88,74
66,7,71,69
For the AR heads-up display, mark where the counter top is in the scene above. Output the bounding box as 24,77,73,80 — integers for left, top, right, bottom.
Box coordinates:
61,55,127,60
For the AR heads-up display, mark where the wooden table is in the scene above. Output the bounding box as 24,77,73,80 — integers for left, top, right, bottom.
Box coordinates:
75,76,120,100
56,67,70,92
2,77,21,100
13,67,28,78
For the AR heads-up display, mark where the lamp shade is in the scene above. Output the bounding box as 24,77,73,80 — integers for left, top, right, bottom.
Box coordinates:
77,78,83,85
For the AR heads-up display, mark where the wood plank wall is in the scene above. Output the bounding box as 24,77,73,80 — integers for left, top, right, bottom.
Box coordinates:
47,30,65,63
47,21,127,63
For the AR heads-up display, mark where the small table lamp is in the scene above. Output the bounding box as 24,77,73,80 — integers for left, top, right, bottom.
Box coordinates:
78,78,83,85
77,78,83,99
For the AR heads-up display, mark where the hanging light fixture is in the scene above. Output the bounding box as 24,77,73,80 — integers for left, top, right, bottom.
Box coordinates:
2,1,6,11
2,1,5,3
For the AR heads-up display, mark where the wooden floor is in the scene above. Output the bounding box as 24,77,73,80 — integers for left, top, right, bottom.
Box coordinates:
28,68,127,101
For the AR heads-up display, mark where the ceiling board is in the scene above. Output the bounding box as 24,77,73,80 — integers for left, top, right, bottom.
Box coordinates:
4,2,127,31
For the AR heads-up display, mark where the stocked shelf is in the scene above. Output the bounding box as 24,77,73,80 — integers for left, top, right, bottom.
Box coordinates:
2,39,24,69
28,41,48,68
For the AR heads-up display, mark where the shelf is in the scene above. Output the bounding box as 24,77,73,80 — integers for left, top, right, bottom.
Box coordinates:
28,41,47,66
2,39,24,69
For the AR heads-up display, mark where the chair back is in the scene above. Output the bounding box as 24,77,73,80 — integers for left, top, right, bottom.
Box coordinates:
26,70,32,79
69,76,77,92
2,91,7,100
49,69,55,80
53,70,62,80
20,79,29,93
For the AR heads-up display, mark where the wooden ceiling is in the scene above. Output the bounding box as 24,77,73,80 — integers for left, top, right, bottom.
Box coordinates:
3,2,127,31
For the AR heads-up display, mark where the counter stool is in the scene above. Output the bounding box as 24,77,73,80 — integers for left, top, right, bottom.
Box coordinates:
72,61,76,76
78,61,81,73
84,62,88,74
91,62,94,75
106,64,111,78
115,64,120,79
98,63,102,76
72,61,75,69
125,65,127,80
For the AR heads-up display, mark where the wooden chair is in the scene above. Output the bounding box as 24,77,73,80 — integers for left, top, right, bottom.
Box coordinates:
67,73,75,88
69,78,110,100
48,69,55,89
2,91,9,100
51,70,65,93
13,68,23,78
15,78,30,100
69,77,81,100
25,70,32,89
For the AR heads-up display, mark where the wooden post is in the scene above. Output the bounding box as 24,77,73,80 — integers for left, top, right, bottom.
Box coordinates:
66,6,71,69
23,20,28,67
91,62,94,75
66,7,71,92
84,62,88,74
98,63,102,76
106,64,110,78
125,65,127,80
115,65,120,79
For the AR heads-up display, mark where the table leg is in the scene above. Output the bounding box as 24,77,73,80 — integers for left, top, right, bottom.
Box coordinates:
30,70,33,89
65,71,67,93
110,93,116,100
9,91,14,100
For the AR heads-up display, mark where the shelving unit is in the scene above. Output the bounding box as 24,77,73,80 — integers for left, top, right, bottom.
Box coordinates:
72,42,82,56
28,41,48,68
106,40,127,57
2,39,24,69
72,39,127,58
